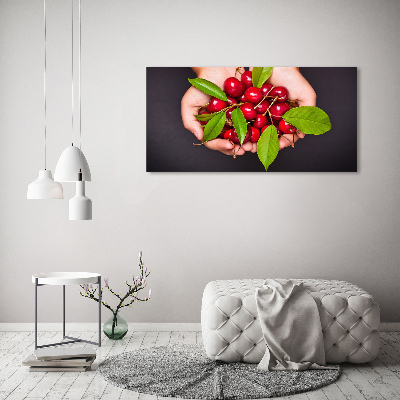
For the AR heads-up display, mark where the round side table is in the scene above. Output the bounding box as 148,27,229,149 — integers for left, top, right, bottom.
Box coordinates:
32,272,101,349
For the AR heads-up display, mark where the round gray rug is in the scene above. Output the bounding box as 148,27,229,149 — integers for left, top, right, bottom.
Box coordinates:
98,344,340,399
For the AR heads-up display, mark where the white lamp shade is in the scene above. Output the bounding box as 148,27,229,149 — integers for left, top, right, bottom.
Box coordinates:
27,170,63,199
69,181,92,220
54,145,91,182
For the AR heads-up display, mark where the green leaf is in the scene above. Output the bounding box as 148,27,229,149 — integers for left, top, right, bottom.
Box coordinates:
188,78,227,101
282,106,332,135
231,108,247,146
257,125,279,171
252,67,273,88
195,113,215,122
203,112,226,142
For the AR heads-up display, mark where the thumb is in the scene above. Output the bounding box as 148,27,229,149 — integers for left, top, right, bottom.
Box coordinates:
297,86,317,107
181,97,204,141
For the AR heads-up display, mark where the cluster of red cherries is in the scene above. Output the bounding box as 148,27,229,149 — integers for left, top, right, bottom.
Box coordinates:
199,71,297,144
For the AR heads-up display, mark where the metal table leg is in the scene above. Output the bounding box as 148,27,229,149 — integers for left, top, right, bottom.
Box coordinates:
63,285,65,338
98,276,102,347
35,277,38,350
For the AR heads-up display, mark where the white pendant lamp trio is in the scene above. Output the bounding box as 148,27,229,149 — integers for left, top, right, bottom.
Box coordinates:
27,0,92,221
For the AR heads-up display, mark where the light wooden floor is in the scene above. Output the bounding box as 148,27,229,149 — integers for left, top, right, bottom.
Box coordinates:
0,330,399,400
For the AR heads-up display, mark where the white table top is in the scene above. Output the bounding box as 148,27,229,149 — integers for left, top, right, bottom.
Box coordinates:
32,272,101,285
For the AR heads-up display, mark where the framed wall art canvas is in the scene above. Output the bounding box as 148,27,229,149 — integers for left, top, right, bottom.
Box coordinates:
146,67,357,172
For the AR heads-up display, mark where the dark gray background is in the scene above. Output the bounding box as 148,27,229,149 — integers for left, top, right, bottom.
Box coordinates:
147,67,357,172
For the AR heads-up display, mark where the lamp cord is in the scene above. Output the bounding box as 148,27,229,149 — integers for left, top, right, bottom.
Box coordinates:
71,0,74,146
44,0,47,170
79,0,82,153
78,0,84,175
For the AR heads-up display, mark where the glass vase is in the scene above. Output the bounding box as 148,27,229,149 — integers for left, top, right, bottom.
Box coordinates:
103,312,128,340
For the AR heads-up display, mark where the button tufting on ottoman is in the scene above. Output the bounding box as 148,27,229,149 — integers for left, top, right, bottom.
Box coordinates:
201,279,380,364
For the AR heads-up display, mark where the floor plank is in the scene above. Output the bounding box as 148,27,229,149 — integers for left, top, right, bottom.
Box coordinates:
155,331,171,347
30,332,84,400
80,332,121,400
368,356,400,393
196,331,203,345
119,389,140,400
123,331,146,353
341,364,385,400
0,332,59,399
321,381,347,400
335,371,372,400
169,331,197,345
306,388,328,399
140,331,158,349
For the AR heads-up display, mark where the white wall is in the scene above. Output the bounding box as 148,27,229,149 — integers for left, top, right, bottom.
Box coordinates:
1,0,399,323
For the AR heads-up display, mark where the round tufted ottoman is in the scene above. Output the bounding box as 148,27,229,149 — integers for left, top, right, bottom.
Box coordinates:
201,279,380,364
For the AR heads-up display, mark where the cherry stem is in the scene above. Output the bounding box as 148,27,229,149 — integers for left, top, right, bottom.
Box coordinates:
254,86,275,110
225,139,238,158
221,103,244,113
233,145,240,159
194,103,244,120
235,67,244,78
263,96,278,117
267,111,273,124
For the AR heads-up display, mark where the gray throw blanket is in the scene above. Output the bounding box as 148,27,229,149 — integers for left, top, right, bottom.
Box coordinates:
256,279,336,371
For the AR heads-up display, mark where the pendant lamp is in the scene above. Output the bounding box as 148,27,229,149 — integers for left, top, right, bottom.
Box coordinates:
69,171,92,220
27,0,63,200
54,0,92,219
54,145,91,182
27,170,63,200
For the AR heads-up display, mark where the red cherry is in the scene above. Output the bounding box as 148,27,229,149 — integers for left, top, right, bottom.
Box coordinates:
249,126,260,143
255,99,270,114
267,123,283,137
218,125,230,138
269,86,288,102
224,129,239,144
227,108,234,120
261,125,271,134
240,103,257,120
253,114,268,129
224,128,251,144
278,119,296,134
199,110,210,126
260,83,273,96
244,87,263,104
269,102,290,121
241,71,253,88
263,124,284,136
207,97,227,113
226,96,238,106
224,77,245,98
243,128,252,144
261,124,283,137
238,93,246,103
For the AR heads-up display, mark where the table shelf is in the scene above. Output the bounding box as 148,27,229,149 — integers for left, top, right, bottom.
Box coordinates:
32,272,100,285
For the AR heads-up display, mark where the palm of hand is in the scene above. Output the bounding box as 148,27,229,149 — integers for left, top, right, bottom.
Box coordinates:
268,68,316,106
267,68,316,148
181,67,253,156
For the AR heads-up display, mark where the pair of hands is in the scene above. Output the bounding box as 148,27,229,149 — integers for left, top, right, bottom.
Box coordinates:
181,67,317,157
